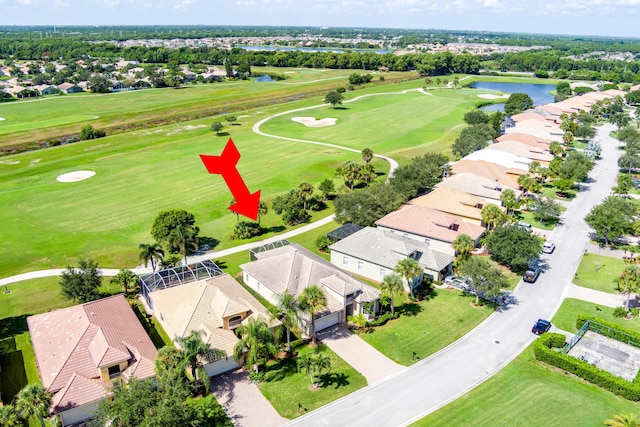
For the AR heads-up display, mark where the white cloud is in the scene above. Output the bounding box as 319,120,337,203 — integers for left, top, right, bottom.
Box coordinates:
174,0,195,9
479,0,501,8
16,0,35,5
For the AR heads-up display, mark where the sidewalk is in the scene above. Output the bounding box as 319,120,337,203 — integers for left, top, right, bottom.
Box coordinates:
565,282,627,308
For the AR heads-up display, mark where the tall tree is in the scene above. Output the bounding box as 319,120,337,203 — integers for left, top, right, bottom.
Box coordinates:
500,189,519,215
168,224,199,265
481,204,507,230
151,209,199,249
257,200,268,225
394,257,423,298
361,148,374,164
60,258,102,303
138,242,165,272
504,93,533,115
339,161,361,190
318,179,335,201
110,268,139,297
585,196,637,245
324,91,343,108
15,384,51,427
233,316,277,373
298,285,328,346
270,290,300,353
380,272,404,316
228,198,240,223
457,257,509,305
297,353,331,389
211,121,224,135
297,181,315,211
617,266,640,311
484,225,543,273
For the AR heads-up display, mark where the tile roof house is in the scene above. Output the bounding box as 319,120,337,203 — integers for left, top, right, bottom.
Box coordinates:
449,159,525,189
240,243,380,332
409,187,497,226
375,204,486,256
329,227,454,285
149,274,275,377
27,295,158,427
57,82,83,94
487,141,553,165
461,149,532,172
435,172,522,205
33,84,59,95
495,133,551,151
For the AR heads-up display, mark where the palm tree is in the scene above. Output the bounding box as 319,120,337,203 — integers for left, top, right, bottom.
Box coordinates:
298,285,327,346
481,204,505,230
394,258,422,299
269,290,300,353
138,242,165,272
228,198,239,223
297,353,332,389
168,225,198,265
177,330,226,387
257,200,268,225
380,273,404,316
617,266,640,311
15,383,51,427
0,405,20,427
500,189,519,215
605,411,640,427
452,234,475,263
110,268,138,297
297,182,314,211
361,148,374,164
233,316,277,373
549,140,564,157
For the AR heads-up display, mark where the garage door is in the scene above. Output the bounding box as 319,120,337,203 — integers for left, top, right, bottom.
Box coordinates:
315,311,342,332
205,357,241,377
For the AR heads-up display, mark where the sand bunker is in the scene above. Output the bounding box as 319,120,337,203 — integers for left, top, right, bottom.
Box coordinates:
0,118,5,121
292,117,337,128
57,170,96,183
477,94,509,100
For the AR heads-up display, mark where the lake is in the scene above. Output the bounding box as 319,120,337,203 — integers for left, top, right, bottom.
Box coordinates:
470,82,556,112
255,74,275,82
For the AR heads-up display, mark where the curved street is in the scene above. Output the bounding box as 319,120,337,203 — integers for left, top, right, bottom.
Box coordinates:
284,125,620,427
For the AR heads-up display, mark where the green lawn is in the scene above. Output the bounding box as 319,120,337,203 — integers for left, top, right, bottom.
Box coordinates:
414,344,640,427
360,289,493,365
551,298,640,333
540,183,577,201
574,253,627,294
515,206,565,231
258,342,367,419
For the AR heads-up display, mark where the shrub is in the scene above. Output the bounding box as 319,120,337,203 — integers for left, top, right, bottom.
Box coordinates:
230,221,263,240
367,312,398,327
613,306,628,318
576,315,640,348
249,371,265,383
533,332,640,401
79,124,106,140
315,235,331,253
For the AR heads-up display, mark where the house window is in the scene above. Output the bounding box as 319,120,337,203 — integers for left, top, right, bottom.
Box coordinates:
343,256,349,265
108,364,121,380
357,261,364,270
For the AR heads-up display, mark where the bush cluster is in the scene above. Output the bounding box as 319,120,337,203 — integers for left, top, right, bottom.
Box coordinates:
534,328,640,401
575,315,640,346
367,312,399,327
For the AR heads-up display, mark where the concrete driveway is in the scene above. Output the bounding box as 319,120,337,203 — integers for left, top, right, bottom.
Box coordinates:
211,369,286,427
317,325,404,385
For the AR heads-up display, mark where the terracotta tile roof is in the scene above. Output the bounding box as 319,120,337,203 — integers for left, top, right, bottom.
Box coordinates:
511,112,555,123
461,149,532,171
28,295,157,414
487,141,553,164
505,125,559,142
149,274,275,357
435,172,522,201
409,187,492,223
496,133,551,145
449,160,522,188
375,204,485,243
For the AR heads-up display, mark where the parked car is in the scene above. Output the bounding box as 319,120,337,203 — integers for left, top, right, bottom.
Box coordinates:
518,221,533,232
542,241,556,254
532,319,551,335
443,275,471,292
523,260,541,283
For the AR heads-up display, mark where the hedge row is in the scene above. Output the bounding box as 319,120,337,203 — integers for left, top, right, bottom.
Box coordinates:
576,315,640,349
534,332,640,401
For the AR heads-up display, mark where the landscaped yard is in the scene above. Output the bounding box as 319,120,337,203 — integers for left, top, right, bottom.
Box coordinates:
574,253,626,294
414,344,640,427
360,289,493,365
551,298,640,333
258,342,367,419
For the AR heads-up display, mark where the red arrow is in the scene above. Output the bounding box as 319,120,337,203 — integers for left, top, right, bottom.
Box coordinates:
200,138,261,221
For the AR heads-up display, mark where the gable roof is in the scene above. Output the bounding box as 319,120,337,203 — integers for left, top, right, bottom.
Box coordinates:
375,204,486,243
329,227,454,272
460,150,531,173
409,187,493,222
496,133,551,145
435,172,522,201
240,243,380,308
27,294,157,413
149,274,274,356
487,141,553,164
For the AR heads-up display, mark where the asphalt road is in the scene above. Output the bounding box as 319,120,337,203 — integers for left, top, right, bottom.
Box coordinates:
284,124,620,427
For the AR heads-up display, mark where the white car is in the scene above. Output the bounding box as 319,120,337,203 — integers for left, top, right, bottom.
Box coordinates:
542,241,556,254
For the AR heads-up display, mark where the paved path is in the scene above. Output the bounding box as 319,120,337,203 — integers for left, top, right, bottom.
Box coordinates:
284,124,621,427
317,325,404,385
211,369,286,427
564,282,626,308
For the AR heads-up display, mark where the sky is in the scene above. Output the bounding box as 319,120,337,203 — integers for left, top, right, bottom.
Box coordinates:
1,0,640,39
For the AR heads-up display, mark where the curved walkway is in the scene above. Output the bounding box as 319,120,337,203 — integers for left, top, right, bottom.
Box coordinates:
564,283,627,308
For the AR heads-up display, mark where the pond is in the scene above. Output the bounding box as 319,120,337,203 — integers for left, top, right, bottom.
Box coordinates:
255,74,275,83
470,82,556,112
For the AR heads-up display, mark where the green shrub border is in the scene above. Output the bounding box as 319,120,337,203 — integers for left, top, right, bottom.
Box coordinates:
534,331,640,401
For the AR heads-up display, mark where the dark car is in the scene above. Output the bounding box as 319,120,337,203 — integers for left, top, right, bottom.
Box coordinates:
523,260,541,283
532,319,551,335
